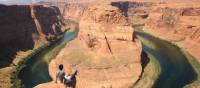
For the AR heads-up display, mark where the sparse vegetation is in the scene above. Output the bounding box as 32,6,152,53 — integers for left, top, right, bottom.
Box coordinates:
10,32,66,88
132,24,145,30
134,30,200,88
182,49,200,88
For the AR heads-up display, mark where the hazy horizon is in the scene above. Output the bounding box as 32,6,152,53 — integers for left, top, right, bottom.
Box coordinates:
0,0,69,4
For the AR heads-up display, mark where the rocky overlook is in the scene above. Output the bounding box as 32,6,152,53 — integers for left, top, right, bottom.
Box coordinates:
36,3,142,88
1,0,200,88
31,0,200,88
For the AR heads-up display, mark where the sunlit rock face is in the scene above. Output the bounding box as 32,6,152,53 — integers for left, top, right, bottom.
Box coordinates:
79,4,135,59
110,0,200,63
144,3,200,61
68,4,142,88
36,2,142,88
63,3,87,22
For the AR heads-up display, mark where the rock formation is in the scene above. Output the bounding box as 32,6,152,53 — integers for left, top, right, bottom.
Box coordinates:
78,5,132,59
36,3,142,88
34,0,200,88
0,4,66,87
110,1,200,87
63,3,87,21
144,2,200,62
0,4,65,66
111,1,152,25
76,5,142,87
3,0,200,88
109,1,200,62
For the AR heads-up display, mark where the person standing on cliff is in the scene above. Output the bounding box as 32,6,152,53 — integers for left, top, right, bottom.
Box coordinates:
55,64,65,83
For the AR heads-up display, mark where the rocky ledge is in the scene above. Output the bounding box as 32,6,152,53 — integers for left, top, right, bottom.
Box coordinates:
36,3,142,88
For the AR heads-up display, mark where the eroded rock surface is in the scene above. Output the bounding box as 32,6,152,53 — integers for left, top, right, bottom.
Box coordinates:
144,3,200,62
36,3,142,88
0,4,66,87
63,3,87,21
111,1,153,25
0,4,66,66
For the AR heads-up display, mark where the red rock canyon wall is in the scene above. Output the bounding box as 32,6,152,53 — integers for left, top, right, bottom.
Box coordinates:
0,4,65,66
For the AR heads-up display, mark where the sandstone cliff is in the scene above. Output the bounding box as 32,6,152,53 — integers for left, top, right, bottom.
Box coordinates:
144,3,200,62
75,5,142,87
79,5,131,57
36,3,142,88
0,4,66,87
111,1,153,25
0,4,65,67
63,3,87,22
109,1,200,62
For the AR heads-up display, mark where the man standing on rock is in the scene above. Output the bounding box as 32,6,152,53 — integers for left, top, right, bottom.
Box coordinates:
55,64,65,83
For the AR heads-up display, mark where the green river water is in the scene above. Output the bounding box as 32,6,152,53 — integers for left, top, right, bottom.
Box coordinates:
18,30,78,88
136,31,198,88
18,26,199,88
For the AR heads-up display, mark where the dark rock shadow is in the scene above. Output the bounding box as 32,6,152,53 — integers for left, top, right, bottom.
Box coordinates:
111,2,129,17
0,5,36,68
133,51,150,86
33,6,63,36
0,4,63,68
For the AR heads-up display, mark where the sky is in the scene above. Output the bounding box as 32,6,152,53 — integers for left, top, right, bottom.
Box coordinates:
0,0,34,4
0,0,70,4
0,0,64,4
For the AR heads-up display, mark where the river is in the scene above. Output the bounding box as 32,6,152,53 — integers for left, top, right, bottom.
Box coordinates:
18,25,199,88
18,30,78,88
135,30,198,88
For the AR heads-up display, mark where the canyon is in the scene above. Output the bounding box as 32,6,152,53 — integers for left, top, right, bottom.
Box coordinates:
144,2,200,62
0,0,200,88
35,0,200,88
0,4,66,66
0,4,67,88
36,3,142,88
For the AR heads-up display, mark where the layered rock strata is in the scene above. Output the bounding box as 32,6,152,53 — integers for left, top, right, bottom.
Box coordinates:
0,4,65,66
36,3,142,88
0,4,66,87
144,3,200,62
111,1,152,25
63,3,87,21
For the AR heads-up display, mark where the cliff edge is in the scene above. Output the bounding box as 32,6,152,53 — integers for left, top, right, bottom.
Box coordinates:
0,4,66,88
36,3,142,88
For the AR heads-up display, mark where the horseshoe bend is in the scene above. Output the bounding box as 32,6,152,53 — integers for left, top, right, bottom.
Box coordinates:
0,0,200,88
